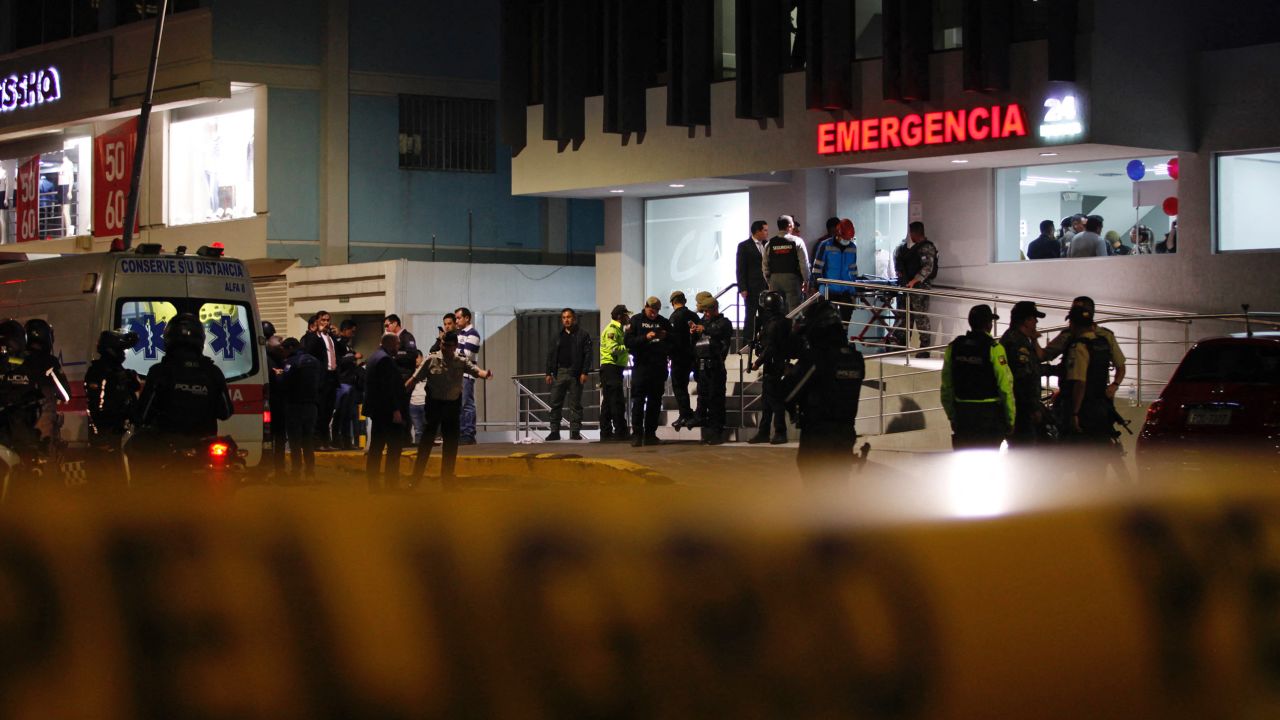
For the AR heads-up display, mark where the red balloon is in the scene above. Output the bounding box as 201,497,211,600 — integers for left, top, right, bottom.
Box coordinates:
1168,158,1180,180
1162,197,1179,216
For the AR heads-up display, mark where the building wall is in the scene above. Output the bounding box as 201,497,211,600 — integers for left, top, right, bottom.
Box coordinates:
266,88,322,245
287,259,596,426
349,0,499,79
210,0,323,66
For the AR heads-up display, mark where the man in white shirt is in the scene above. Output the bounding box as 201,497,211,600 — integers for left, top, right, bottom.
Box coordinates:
1067,215,1109,258
454,307,482,444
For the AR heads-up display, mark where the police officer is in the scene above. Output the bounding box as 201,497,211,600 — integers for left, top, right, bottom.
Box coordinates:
667,291,700,430
135,313,234,442
940,304,1015,450
787,295,865,485
0,320,42,474
1044,296,1126,401
690,291,733,445
84,330,141,482
1059,305,1119,443
749,290,792,445
999,301,1048,447
624,296,671,447
23,319,70,454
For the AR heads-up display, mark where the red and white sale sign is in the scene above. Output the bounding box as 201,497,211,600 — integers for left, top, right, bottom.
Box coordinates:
15,155,40,243
93,118,139,238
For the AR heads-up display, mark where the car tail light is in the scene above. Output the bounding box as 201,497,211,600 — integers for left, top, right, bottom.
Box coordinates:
209,442,230,459
1144,399,1164,428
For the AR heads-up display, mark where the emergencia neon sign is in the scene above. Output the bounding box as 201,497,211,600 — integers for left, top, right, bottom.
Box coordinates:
817,104,1029,155
0,67,62,114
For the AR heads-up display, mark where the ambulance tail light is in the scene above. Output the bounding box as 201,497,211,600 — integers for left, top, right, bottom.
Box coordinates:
263,385,273,445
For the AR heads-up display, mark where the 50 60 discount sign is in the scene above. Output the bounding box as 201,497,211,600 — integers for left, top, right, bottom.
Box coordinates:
15,155,40,243
93,118,139,238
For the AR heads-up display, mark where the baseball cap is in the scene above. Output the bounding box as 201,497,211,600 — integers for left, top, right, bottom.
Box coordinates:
1065,295,1096,320
644,296,662,309
1011,301,1046,323
968,304,998,326
610,304,631,319
695,291,716,312
670,290,686,304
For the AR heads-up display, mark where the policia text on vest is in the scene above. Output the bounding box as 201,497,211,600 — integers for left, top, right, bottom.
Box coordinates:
941,306,1015,450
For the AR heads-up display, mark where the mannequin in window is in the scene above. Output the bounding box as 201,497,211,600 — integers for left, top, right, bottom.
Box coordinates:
59,157,74,236
0,166,7,242
39,173,56,237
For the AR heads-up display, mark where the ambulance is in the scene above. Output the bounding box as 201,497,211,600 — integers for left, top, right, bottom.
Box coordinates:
0,245,268,473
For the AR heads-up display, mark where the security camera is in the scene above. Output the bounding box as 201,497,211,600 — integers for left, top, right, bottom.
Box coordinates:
828,168,836,176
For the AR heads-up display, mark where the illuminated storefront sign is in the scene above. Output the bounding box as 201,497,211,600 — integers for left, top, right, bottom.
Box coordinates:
1039,94,1083,139
817,104,1028,156
0,67,62,114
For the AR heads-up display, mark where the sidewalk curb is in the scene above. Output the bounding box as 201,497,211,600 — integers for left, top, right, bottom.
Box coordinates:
315,450,674,486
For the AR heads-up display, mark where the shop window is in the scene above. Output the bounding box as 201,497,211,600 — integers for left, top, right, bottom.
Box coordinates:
994,156,1175,262
644,192,749,327
115,0,201,27
0,137,92,243
12,0,101,50
874,189,909,279
1217,151,1280,252
168,108,255,226
399,95,496,173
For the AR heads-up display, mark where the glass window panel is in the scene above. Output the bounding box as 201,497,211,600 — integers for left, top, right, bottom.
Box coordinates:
168,109,255,226
644,192,749,327
1217,151,1280,252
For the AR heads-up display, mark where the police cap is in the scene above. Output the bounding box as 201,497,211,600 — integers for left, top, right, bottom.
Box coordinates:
967,304,998,327
1010,301,1046,324
610,304,631,321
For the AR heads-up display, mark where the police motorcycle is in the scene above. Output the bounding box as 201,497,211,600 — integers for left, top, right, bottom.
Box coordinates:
124,314,244,492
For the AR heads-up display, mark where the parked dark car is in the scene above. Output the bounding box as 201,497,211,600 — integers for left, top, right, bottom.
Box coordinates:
1137,333,1280,474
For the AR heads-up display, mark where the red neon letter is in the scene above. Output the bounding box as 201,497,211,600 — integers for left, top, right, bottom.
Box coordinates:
1002,104,1027,137
881,116,902,148
923,112,944,145
990,106,1003,137
901,114,923,147
945,110,967,143
863,118,880,150
838,121,860,153
818,123,836,154
968,106,991,140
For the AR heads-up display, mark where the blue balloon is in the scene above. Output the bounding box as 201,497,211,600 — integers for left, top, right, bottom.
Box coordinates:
1126,160,1146,181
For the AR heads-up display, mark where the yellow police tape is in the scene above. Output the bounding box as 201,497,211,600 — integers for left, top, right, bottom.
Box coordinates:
2,464,1280,719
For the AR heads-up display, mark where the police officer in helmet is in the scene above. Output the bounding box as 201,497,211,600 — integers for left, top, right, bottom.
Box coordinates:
749,290,793,444
0,319,42,470
785,295,865,485
135,313,234,443
85,331,142,480
689,291,734,445
22,318,70,454
940,304,1015,450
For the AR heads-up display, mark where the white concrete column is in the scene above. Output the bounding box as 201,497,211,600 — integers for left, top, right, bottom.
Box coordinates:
320,0,350,266
595,197,644,334
543,197,569,261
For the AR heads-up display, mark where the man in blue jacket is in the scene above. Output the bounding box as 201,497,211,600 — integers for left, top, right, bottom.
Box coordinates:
810,218,860,322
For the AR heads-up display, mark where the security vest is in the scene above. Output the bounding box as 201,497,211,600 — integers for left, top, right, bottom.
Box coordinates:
1067,333,1112,400
949,331,999,401
804,344,865,423
766,236,802,276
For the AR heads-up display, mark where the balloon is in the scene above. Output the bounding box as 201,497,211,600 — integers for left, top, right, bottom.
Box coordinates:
1126,159,1146,181
1168,157,1179,180
1162,197,1179,216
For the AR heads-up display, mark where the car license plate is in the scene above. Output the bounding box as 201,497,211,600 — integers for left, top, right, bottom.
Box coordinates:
1187,408,1233,426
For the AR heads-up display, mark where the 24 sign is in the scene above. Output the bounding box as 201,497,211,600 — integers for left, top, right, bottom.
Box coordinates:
93,118,139,238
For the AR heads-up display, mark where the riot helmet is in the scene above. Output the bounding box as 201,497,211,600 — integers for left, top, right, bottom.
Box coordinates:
24,319,54,353
97,330,138,361
758,291,786,317
0,319,25,356
800,295,847,351
261,320,277,339
163,313,206,354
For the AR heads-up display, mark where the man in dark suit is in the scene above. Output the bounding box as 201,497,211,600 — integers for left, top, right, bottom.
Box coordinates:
736,220,771,342
363,332,409,492
302,310,339,450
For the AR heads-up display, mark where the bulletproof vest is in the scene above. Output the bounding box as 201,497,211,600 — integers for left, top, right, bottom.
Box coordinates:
631,315,669,366
0,356,38,407
695,316,732,362
805,345,864,422
1068,334,1112,400
154,355,221,433
898,240,937,284
766,237,802,276
950,332,999,400
87,358,138,426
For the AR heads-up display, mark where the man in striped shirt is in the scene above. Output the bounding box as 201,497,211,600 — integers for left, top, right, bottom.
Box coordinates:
454,307,481,444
